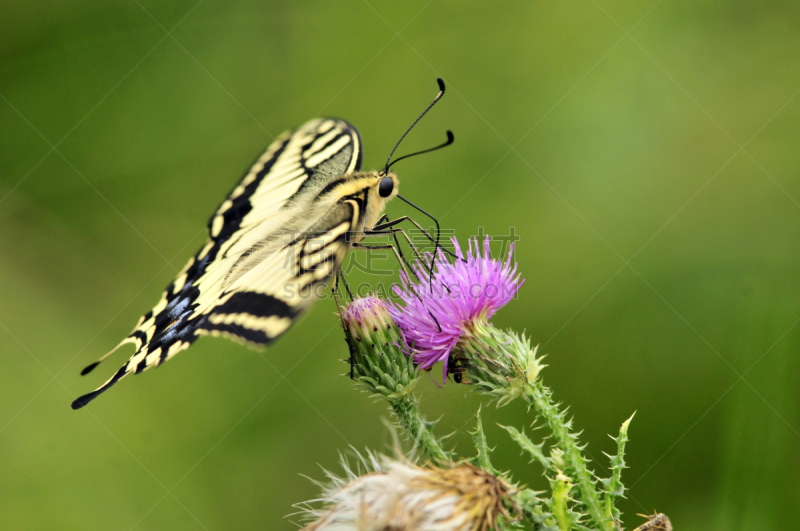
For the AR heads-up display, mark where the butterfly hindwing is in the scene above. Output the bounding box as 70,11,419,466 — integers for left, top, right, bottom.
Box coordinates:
72,119,362,410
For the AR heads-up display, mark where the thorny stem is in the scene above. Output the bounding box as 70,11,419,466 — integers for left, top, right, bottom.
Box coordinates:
523,381,611,531
388,394,451,465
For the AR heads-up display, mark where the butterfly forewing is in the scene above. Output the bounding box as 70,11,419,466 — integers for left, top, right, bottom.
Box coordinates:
72,119,364,409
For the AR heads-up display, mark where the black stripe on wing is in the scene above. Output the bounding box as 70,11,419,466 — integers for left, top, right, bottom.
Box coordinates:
208,135,292,243
198,293,299,346
214,291,294,318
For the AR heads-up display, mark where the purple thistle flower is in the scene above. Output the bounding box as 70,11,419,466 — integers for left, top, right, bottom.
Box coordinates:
387,236,524,381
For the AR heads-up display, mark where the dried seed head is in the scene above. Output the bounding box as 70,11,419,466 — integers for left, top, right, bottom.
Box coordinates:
302,460,515,531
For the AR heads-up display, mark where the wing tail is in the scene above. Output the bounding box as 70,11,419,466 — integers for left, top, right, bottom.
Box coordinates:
79,336,138,376
73,317,197,409
71,364,129,410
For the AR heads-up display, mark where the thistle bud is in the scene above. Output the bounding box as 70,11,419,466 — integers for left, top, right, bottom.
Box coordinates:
456,321,545,406
343,296,395,340
341,296,418,400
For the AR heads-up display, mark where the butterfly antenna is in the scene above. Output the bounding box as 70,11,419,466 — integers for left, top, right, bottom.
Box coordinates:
387,130,454,171
384,78,447,173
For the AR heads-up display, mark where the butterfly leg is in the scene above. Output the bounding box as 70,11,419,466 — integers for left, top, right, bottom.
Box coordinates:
368,214,441,276
365,226,454,297
332,270,357,379
331,270,350,308
373,215,423,260
370,217,460,301
338,270,355,301
352,240,444,333
372,219,461,310
358,230,419,280
351,241,415,281
372,216,461,261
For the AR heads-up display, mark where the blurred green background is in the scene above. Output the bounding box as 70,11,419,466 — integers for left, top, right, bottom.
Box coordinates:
2,1,800,529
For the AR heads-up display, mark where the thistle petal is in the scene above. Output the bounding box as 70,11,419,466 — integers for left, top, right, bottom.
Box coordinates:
388,236,524,382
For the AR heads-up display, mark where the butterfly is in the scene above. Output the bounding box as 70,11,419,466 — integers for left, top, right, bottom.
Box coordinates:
72,79,452,410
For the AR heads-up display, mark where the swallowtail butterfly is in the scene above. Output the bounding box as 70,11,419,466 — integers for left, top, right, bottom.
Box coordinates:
72,79,452,409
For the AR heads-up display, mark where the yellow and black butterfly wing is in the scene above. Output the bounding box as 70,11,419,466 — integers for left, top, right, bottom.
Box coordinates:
72,118,362,409
195,199,359,344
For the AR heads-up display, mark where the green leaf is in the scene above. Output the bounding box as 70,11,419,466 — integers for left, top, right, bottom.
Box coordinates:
500,424,553,472
469,407,495,473
602,412,635,525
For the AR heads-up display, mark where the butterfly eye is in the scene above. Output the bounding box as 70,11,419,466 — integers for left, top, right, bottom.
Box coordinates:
378,176,394,198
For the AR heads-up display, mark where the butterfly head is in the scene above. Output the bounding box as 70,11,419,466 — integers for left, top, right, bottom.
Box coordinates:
356,169,399,233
